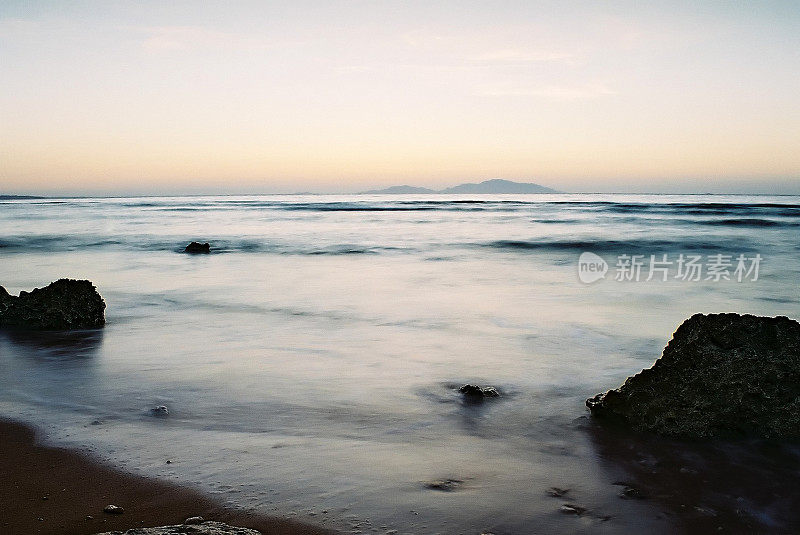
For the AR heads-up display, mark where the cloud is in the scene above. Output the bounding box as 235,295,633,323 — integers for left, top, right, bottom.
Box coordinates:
401,29,447,48
139,26,271,53
476,82,616,101
470,48,576,64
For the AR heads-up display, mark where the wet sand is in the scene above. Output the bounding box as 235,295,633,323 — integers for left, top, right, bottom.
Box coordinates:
0,419,332,535
587,419,800,534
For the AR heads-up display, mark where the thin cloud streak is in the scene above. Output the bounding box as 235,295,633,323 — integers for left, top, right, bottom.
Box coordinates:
475,82,616,101
138,26,274,53
470,48,577,64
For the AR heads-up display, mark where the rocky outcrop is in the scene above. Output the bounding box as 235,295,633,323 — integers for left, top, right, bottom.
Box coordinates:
0,285,13,314
184,242,211,254
586,313,800,438
0,279,105,330
94,521,261,534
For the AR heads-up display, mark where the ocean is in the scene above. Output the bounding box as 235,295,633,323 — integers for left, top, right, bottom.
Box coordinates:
1,194,799,534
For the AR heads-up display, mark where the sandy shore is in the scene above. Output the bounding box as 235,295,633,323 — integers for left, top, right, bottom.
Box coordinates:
0,419,332,535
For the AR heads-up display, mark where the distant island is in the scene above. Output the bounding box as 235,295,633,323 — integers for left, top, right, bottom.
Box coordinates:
361,179,560,194
0,195,44,200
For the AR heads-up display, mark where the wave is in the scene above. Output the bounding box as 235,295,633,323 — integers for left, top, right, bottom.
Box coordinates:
0,234,407,256
696,218,797,227
14,197,800,218
607,217,800,228
479,239,754,253
138,201,800,219
0,232,771,256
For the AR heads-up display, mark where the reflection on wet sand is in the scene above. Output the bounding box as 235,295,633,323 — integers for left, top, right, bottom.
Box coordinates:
586,419,800,533
0,328,104,360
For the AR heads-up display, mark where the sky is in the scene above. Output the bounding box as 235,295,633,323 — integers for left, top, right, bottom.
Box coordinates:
1,1,799,195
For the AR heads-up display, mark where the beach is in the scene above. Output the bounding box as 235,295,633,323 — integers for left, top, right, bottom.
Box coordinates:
2,194,800,534
0,418,331,535
4,0,800,531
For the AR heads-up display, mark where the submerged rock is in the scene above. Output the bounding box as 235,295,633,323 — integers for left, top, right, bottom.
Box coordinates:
184,241,211,254
458,384,500,402
424,479,463,492
150,405,170,417
613,481,646,499
559,504,586,516
103,504,124,515
546,487,570,498
0,279,105,330
586,313,800,438
94,521,261,534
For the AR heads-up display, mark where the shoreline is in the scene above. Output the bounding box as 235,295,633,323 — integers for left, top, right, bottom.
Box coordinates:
0,418,332,535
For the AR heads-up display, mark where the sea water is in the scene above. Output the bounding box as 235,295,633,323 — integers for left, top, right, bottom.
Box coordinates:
1,194,799,533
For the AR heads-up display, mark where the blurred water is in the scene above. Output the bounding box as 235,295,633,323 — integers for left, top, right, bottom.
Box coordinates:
1,194,798,534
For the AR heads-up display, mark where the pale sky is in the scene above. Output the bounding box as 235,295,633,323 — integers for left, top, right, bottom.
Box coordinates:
1,1,799,195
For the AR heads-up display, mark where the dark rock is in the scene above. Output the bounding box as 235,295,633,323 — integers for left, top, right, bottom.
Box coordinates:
458,384,500,402
184,242,211,254
586,313,800,438
150,405,169,417
0,286,12,313
0,279,105,330
103,504,124,514
481,386,500,397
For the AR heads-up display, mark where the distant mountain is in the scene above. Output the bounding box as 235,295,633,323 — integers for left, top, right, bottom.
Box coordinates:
360,179,559,195
0,194,44,200
362,185,437,194
439,179,559,194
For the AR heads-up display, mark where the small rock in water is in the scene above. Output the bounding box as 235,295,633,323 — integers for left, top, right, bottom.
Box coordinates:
150,405,169,417
546,487,570,497
184,516,205,525
184,241,211,254
613,482,645,500
458,384,500,402
103,504,124,514
560,504,586,516
425,479,463,492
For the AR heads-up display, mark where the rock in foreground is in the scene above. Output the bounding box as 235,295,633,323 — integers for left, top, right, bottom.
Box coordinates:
94,521,260,534
587,313,800,438
0,279,106,330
